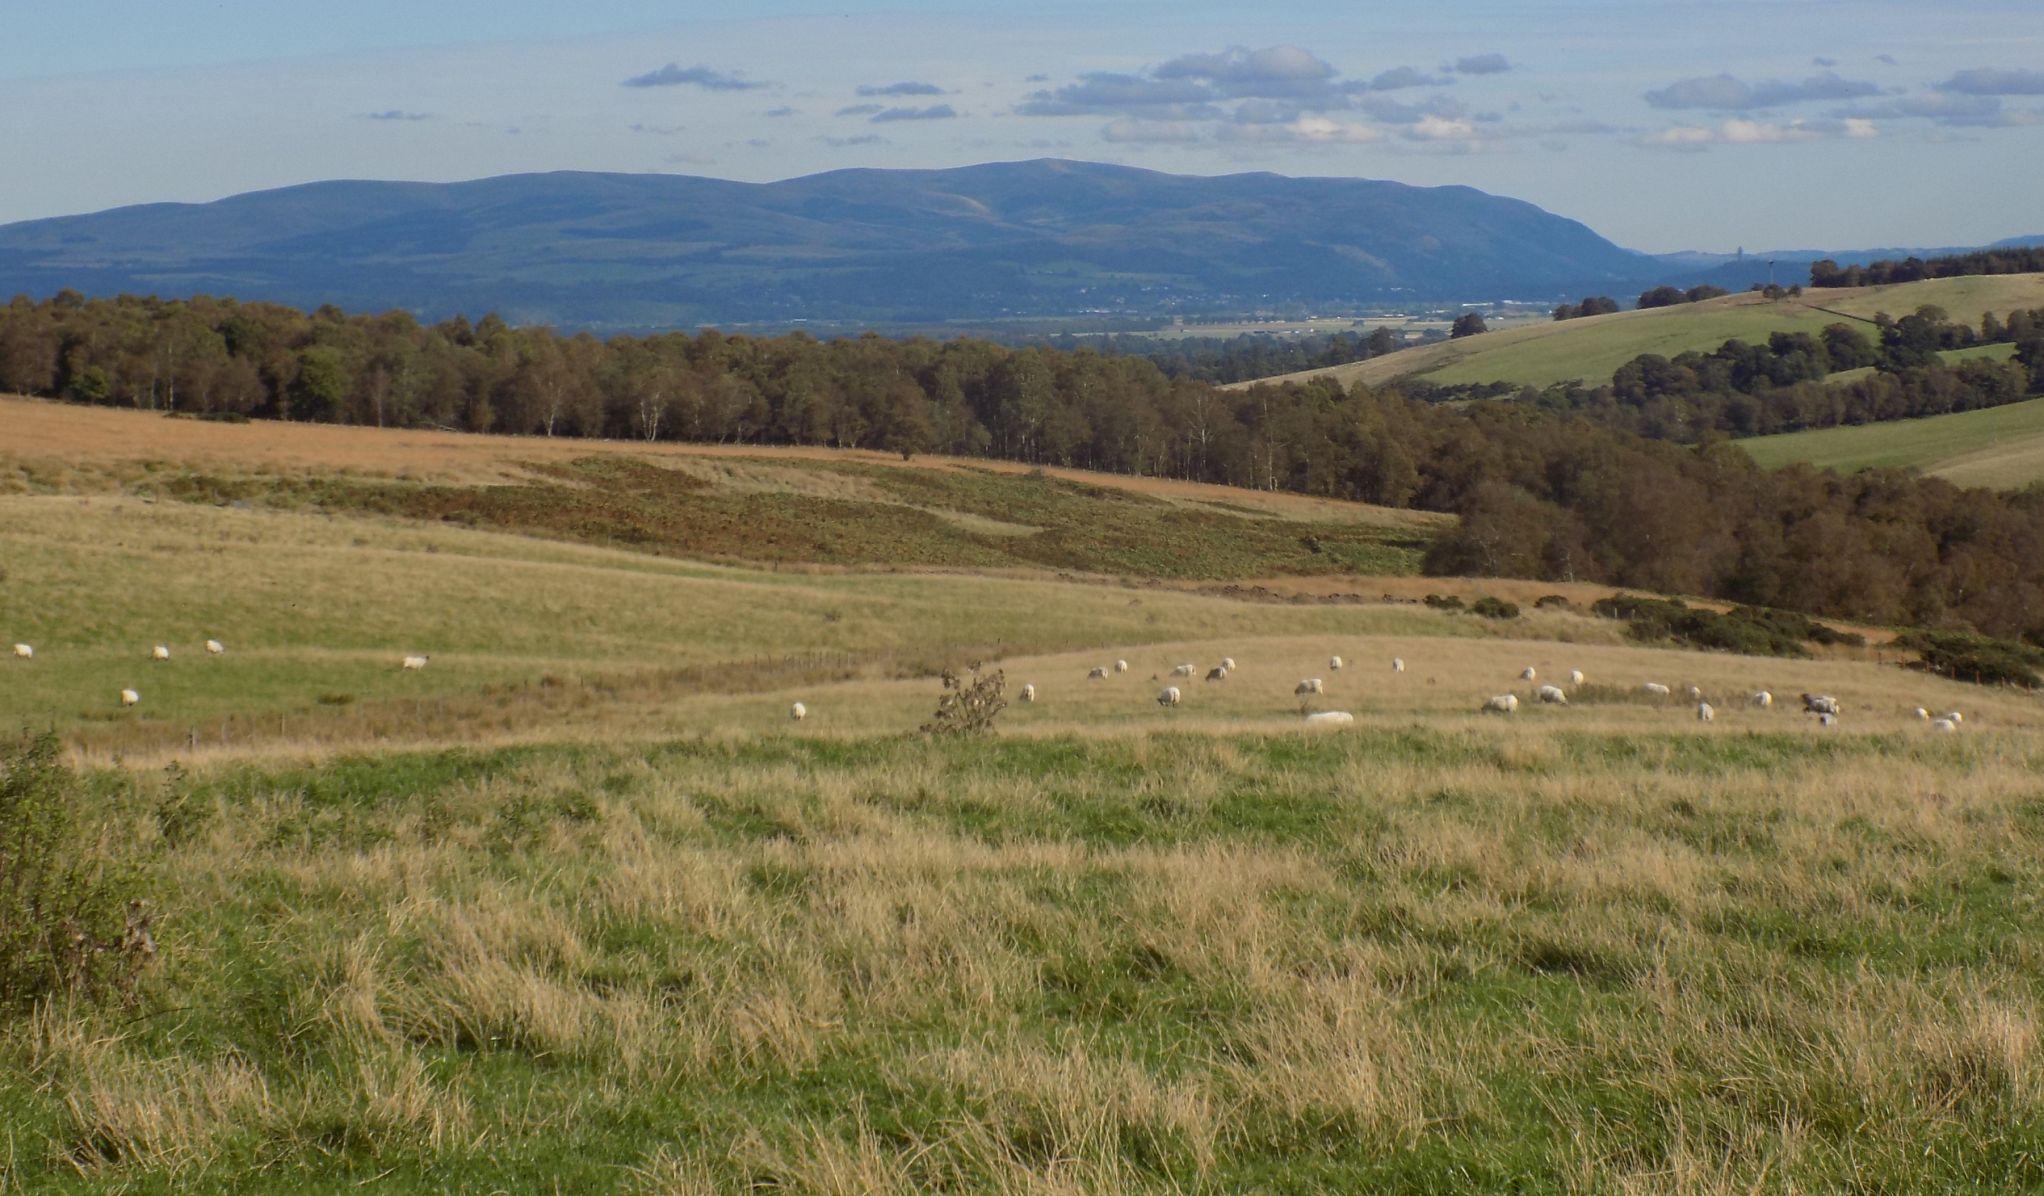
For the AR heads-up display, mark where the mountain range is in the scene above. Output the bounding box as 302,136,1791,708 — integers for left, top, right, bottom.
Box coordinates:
0,160,2032,331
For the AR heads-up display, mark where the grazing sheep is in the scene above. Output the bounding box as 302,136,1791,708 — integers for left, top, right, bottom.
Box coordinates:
1800,693,1839,716
11,643,31,659
151,645,171,661
1171,663,1196,678
1204,666,1228,682
1087,666,1108,681
1685,685,1703,702
1481,693,1519,714
1020,684,1036,703
1535,684,1568,705
1392,657,1405,673
401,655,430,671
1114,659,1129,674
1220,657,1236,671
789,701,807,722
1931,717,1957,733
1697,701,1715,722
1294,678,1324,697
1329,655,1344,671
1642,682,1672,697
1569,669,1585,687
1817,711,1837,728
120,688,139,708
1940,710,1963,724
1157,685,1181,708
205,639,225,655
1304,711,1355,727
1913,707,1929,720
1520,667,1537,682
1751,691,1773,709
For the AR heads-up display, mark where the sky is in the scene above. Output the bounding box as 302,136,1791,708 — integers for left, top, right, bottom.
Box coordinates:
6,0,2043,252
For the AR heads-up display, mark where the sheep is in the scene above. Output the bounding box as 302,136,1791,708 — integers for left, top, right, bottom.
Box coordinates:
1170,663,1196,678
1642,682,1672,697
1520,666,1537,682
1220,657,1236,671
1087,666,1108,681
1204,666,1228,682
1114,659,1129,674
205,639,225,655
789,701,807,722
1304,711,1355,727
1940,710,1963,725
11,643,31,659
1329,655,1344,671
1751,691,1773,709
1685,685,1703,702
1816,711,1837,728
151,645,171,661
1569,669,1585,687
1931,717,1957,733
1156,685,1182,708
120,688,139,708
401,654,430,671
1697,701,1715,722
1392,657,1405,673
1020,684,1036,703
1800,693,1839,716
1913,707,1929,720
1481,693,1519,714
1535,684,1568,705
1294,678,1324,697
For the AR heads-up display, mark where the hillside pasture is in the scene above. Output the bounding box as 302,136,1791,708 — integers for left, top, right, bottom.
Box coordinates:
1738,394,2044,488
1245,273,2044,391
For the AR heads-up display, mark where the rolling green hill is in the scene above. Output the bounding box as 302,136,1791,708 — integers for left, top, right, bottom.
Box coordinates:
1738,394,2044,488
1242,273,2044,391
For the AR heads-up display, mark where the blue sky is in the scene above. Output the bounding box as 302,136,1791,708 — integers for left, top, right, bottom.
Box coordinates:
7,1,2043,251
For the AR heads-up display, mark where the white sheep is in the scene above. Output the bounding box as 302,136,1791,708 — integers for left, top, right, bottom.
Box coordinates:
1392,657,1405,673
11,643,31,659
1800,693,1839,716
401,654,430,671
1569,669,1585,687
1940,710,1963,724
1294,678,1324,697
1931,717,1957,733
1087,666,1108,681
1817,711,1837,728
205,639,225,655
1329,655,1344,671
1220,657,1236,671
1697,701,1715,722
1481,693,1519,714
789,701,807,721
120,688,139,708
1535,684,1568,705
1304,711,1355,727
1170,663,1196,678
1520,666,1537,682
1114,659,1129,674
151,644,171,661
1204,665,1228,682
1913,707,1929,720
1157,685,1181,708
1685,685,1703,702
1020,684,1036,703
1642,682,1672,697
1751,691,1773,709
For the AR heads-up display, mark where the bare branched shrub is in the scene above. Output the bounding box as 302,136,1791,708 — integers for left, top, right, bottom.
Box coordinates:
921,662,1007,735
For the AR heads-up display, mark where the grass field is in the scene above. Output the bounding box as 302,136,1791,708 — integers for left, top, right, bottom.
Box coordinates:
4,397,2042,1192
1738,394,2044,488
1242,274,2044,391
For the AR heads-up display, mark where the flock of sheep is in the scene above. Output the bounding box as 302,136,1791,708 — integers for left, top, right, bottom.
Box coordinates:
1478,666,1962,731
8,639,435,710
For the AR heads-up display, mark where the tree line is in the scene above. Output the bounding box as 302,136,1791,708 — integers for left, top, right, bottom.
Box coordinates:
1032,327,1409,384
1810,247,2044,288
3,289,2040,645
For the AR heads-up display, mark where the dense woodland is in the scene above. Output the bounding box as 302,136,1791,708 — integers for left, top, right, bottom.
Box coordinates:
4,289,2041,644
1810,246,2044,288
1035,328,1406,384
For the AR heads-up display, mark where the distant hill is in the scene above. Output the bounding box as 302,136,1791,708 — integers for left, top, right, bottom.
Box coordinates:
0,160,1676,330
1243,273,2044,391
1739,395,2044,490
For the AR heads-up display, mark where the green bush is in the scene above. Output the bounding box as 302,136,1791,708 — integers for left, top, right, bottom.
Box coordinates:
1896,630,2044,689
1592,595,1813,658
1423,594,1465,611
0,732,153,1011
1470,596,1521,620
1534,594,1572,610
